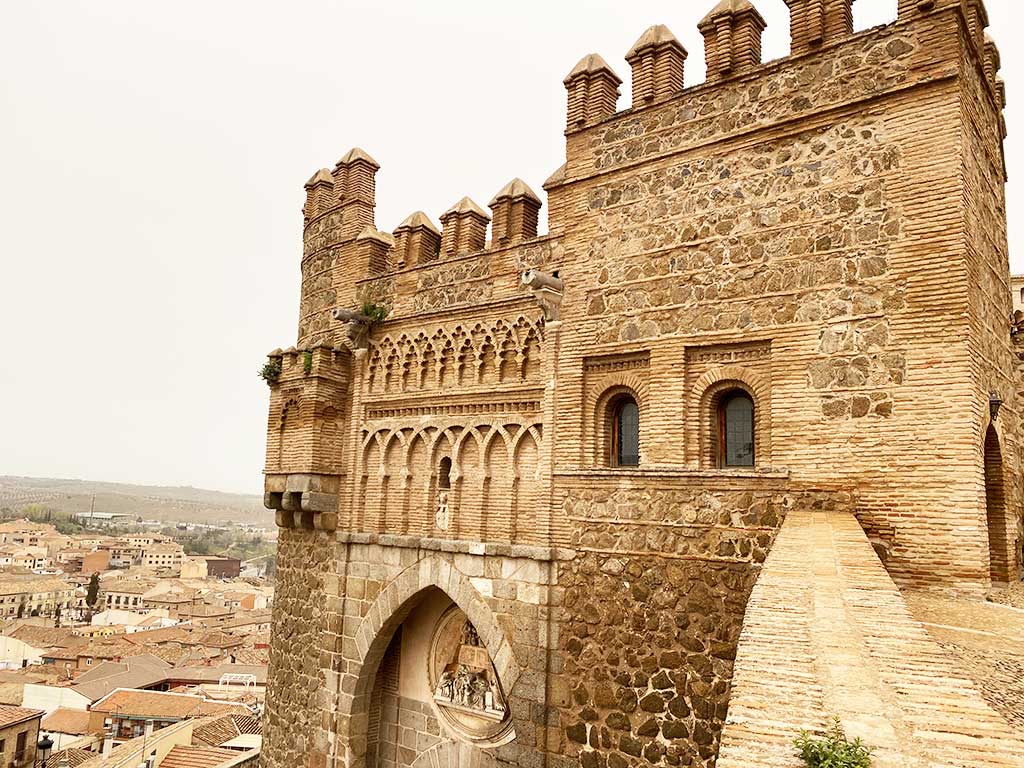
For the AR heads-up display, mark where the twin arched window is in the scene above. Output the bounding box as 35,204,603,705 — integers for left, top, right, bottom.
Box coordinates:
605,387,755,468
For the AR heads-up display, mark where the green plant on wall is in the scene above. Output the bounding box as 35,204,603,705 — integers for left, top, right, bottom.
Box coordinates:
259,360,282,385
794,719,873,768
361,301,389,323
303,350,313,374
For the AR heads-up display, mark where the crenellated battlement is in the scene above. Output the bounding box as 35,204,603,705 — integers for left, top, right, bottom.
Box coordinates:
293,0,1006,352
558,0,1004,140
625,26,688,110
698,0,766,83
292,0,1007,354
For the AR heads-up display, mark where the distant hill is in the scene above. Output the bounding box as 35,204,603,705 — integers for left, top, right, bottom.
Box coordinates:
0,476,272,527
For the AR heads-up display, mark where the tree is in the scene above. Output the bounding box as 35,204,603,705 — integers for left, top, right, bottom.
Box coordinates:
54,604,62,628
16,603,24,619
86,573,100,608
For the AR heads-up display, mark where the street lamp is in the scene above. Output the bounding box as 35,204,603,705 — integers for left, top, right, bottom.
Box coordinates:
36,733,53,766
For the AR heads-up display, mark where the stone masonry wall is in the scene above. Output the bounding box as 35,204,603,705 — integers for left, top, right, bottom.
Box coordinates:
960,30,1022,581
551,477,851,768
263,528,336,768
545,11,1006,591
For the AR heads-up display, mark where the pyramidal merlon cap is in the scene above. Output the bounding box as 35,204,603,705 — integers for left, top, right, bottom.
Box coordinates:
305,168,334,188
397,212,441,235
701,0,760,25
627,24,686,59
443,197,491,220
336,147,380,169
564,53,623,85
489,179,542,207
357,226,396,246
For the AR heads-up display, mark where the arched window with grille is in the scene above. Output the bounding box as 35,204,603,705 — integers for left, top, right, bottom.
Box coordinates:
718,390,755,467
611,395,640,467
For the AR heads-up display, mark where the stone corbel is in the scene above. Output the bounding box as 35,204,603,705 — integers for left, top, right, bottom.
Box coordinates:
522,269,564,322
332,308,373,352
265,473,339,531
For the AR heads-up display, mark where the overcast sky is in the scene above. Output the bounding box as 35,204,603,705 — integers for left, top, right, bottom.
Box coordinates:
1,1,1020,494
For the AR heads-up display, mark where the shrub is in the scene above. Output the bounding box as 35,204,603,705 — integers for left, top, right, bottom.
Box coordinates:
794,719,873,768
361,301,389,323
259,360,282,384
303,350,313,374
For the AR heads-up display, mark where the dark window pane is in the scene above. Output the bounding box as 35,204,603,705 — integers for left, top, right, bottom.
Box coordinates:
724,394,754,467
617,399,639,466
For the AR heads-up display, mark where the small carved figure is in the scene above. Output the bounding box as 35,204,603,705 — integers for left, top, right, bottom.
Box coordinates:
435,491,450,530
455,665,473,707
461,621,480,647
470,675,489,709
437,669,455,701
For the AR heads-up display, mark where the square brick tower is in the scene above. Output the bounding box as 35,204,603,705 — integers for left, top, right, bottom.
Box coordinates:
260,2,1019,768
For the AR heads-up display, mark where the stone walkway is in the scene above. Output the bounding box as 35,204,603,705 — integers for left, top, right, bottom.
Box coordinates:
989,581,1024,610
905,590,1024,731
717,510,1024,768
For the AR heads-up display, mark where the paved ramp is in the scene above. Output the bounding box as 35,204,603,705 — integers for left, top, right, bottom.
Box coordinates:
717,510,1024,768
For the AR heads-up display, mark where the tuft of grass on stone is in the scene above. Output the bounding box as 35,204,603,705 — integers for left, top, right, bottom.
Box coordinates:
794,718,873,768
259,360,282,384
360,301,389,323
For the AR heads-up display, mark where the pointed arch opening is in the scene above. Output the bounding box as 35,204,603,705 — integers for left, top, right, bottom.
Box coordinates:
984,425,1011,584
345,563,521,768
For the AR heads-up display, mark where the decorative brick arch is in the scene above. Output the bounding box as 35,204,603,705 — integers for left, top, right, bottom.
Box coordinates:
690,365,772,468
410,741,497,768
584,372,650,466
341,555,521,726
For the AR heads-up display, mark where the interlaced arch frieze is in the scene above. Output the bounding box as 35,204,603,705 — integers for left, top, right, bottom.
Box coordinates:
366,316,545,395
356,419,545,543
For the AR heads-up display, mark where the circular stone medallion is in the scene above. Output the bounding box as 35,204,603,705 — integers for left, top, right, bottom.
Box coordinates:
427,606,514,746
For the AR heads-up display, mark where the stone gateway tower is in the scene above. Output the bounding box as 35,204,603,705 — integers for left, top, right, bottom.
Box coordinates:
260,2,1024,767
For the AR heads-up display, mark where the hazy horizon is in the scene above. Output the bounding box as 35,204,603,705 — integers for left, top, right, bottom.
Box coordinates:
2,0,1021,495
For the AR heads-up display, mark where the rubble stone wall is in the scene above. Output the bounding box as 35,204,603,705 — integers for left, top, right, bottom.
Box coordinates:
551,477,849,768
263,528,338,768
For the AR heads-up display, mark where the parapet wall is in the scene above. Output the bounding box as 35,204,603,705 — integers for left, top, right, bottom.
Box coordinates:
717,508,1024,767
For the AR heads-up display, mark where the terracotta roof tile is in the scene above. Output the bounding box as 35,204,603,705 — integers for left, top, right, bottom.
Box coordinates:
91,688,252,721
41,747,93,767
5,623,80,648
0,704,43,728
159,745,241,768
192,713,262,747
41,707,93,735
